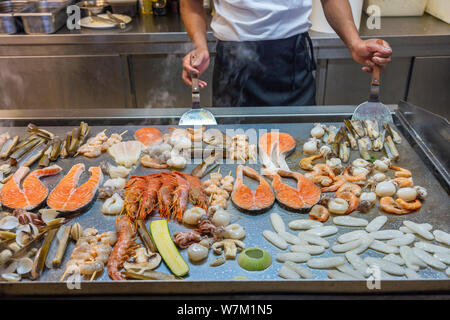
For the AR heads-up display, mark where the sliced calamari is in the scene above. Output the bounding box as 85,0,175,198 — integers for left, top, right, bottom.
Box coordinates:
365,216,388,233
307,256,346,269
333,216,368,227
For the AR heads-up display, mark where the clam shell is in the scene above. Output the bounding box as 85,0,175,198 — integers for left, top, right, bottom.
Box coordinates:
0,216,19,230
1,272,21,282
16,229,33,247
70,223,83,241
16,258,33,275
39,209,60,224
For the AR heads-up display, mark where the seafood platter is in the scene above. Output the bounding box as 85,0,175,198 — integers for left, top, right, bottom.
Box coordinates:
0,103,449,296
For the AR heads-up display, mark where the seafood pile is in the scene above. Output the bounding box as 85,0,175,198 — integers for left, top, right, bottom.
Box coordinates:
304,120,402,164
124,171,208,222
0,119,447,286
0,122,90,183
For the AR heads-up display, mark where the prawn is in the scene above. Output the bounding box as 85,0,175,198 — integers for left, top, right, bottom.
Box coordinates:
107,215,137,281
335,191,359,214
393,177,414,188
299,154,322,171
343,167,367,182
390,166,412,178
379,197,411,215
336,182,362,197
396,198,422,211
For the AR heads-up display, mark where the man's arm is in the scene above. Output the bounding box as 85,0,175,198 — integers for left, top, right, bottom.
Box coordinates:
321,0,392,72
180,0,210,87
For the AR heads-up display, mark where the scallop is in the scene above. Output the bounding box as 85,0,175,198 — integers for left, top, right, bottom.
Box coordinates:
352,158,370,168
373,159,389,172
188,243,209,262
303,139,319,155
360,192,376,204
352,167,369,177
211,209,231,227
16,257,33,275
375,181,396,197
0,216,19,230
310,124,325,139
224,224,246,240
328,198,349,214
182,207,206,226
396,187,417,201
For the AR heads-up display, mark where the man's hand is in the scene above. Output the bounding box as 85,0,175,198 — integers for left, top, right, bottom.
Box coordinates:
182,48,210,88
350,38,392,73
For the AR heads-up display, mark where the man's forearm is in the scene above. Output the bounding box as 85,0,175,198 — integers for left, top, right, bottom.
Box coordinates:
320,0,361,50
181,0,208,50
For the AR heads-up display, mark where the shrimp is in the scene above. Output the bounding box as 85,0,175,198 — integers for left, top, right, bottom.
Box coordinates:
396,198,422,211
172,173,190,222
390,166,412,178
393,177,414,188
335,191,359,214
299,154,322,171
107,215,137,281
140,155,169,169
175,172,208,211
343,167,367,182
309,204,329,222
379,197,411,215
336,182,362,197
321,176,346,192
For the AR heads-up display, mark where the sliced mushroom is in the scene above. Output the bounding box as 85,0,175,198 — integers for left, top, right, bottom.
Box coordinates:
211,239,245,259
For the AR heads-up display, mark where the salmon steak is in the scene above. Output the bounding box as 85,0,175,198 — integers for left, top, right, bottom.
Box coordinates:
47,163,103,212
0,165,62,210
263,169,321,212
259,132,295,171
231,165,275,213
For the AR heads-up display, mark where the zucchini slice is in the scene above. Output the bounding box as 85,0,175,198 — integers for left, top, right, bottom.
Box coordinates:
150,219,189,277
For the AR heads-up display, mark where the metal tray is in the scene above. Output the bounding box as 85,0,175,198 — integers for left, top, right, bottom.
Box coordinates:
0,1,32,34
14,1,71,34
0,105,448,296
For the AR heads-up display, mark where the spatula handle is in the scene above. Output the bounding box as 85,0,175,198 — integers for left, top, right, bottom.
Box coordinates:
190,55,200,93
371,39,384,86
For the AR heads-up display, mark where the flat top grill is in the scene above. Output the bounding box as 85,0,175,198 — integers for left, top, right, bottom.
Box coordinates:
0,103,448,296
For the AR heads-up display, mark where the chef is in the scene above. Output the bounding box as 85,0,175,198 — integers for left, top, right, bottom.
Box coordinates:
180,0,392,107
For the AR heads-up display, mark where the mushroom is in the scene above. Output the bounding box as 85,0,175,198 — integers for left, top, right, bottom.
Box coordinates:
123,247,161,272
211,239,245,260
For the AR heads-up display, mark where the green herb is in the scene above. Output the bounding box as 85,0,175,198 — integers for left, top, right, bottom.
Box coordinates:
368,156,377,163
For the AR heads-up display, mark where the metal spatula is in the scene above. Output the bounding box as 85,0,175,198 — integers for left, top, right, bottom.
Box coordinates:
179,56,217,126
352,40,393,124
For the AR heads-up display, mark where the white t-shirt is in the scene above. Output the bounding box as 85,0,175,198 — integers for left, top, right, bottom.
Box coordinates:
211,0,313,41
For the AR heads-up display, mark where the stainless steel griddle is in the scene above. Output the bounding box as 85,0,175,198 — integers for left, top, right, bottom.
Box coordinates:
0,102,448,296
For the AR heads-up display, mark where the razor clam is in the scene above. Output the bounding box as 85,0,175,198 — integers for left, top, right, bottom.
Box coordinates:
17,142,48,168
384,122,402,144
0,136,19,159
364,119,380,139
27,123,55,140
38,145,52,167
49,138,62,161
332,129,343,156
358,137,372,160
137,220,156,253
342,126,358,150
60,140,68,158
31,228,57,279
384,135,399,160
78,122,91,145
9,138,43,160
372,134,384,152
350,120,366,138
339,141,350,163
52,226,71,267
68,128,80,156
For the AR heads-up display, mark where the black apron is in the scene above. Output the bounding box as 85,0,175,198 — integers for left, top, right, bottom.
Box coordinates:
212,32,316,107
